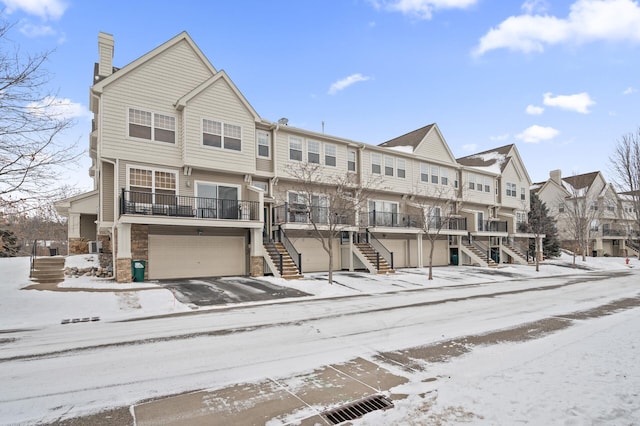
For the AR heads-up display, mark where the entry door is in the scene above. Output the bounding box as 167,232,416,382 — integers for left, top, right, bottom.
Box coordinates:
196,183,238,219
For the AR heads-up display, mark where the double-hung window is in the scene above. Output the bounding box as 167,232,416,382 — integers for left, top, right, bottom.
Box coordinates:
289,136,303,161
308,140,320,164
325,144,337,167
128,167,177,208
520,187,526,200
484,177,491,193
441,168,448,185
506,182,517,197
431,166,439,184
421,164,429,182
129,108,176,143
347,149,357,172
203,119,242,151
397,159,406,178
257,131,270,158
469,174,476,191
384,156,394,177
371,153,381,174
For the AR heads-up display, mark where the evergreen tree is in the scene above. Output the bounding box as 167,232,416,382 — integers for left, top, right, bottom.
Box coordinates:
527,193,560,258
0,227,21,257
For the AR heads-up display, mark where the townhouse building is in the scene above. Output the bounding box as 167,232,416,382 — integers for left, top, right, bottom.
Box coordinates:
534,170,639,257
57,32,538,282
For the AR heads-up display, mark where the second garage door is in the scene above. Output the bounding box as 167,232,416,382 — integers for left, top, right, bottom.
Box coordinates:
148,235,246,279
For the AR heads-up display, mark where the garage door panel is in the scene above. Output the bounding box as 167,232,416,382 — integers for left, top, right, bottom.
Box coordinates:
149,235,245,279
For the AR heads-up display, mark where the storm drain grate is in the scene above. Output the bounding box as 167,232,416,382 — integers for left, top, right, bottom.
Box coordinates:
322,394,394,424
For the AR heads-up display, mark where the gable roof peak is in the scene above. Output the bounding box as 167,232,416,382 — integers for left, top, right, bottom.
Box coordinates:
377,123,436,150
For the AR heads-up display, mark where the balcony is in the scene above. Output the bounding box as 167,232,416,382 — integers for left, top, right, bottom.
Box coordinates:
273,203,354,226
477,220,508,233
120,189,260,221
368,211,421,228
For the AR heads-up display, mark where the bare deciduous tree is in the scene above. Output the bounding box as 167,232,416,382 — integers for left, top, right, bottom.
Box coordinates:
283,162,380,284
610,128,640,243
409,184,464,280
0,22,81,211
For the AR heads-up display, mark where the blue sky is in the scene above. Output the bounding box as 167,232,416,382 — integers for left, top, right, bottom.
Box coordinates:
2,0,639,190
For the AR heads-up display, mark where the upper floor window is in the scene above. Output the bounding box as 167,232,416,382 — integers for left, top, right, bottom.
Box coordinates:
484,177,491,193
520,187,526,200
289,136,303,161
421,164,429,183
558,203,565,213
325,144,337,167
371,153,381,175
348,149,357,172
441,168,448,186
308,140,320,164
257,131,270,158
516,211,527,223
203,119,241,151
468,174,476,190
431,166,439,184
129,108,175,143
397,159,406,178
506,182,517,197
384,156,394,177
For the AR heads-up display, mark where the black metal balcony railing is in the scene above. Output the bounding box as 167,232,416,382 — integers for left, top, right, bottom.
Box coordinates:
368,211,421,228
478,220,508,233
273,203,354,225
601,227,627,237
121,189,259,221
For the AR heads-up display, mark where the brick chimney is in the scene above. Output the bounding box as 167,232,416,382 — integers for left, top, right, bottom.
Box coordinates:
550,169,562,185
97,32,114,78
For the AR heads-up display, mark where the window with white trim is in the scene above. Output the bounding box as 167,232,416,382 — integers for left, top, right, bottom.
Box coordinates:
347,149,356,172
506,182,517,197
325,143,337,167
484,177,491,193
257,130,270,158
289,136,302,161
397,159,406,178
441,168,448,185
468,174,476,190
128,167,177,205
520,187,526,200
308,140,320,164
203,119,242,151
516,211,527,224
384,156,394,177
129,108,176,143
371,153,381,174
431,166,439,184
421,164,429,182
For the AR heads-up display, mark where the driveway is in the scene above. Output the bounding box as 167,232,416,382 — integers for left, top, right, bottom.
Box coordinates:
157,276,311,306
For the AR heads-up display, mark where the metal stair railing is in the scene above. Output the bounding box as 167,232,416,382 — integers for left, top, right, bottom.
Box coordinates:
366,231,394,269
276,228,302,274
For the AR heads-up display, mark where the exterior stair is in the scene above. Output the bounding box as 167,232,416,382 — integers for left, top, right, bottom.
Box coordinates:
626,240,639,258
461,243,497,267
502,243,532,265
354,243,395,274
264,242,303,280
30,256,66,285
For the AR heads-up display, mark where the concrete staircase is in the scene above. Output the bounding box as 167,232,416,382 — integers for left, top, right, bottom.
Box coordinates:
461,243,497,267
354,243,395,274
264,242,303,280
30,256,65,285
502,244,532,265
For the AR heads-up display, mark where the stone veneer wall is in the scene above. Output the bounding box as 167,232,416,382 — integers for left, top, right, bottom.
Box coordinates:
68,238,88,255
250,256,264,277
131,224,149,280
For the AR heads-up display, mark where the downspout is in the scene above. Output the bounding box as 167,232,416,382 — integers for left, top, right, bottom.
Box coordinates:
102,157,118,275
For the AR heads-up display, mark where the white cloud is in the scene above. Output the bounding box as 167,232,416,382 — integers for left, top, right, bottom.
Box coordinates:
623,86,637,95
473,0,640,56
462,143,478,151
543,92,595,113
521,0,549,14
27,96,91,120
19,22,56,37
370,0,478,20
328,74,371,95
1,0,68,20
526,105,545,115
489,134,510,141
516,125,559,143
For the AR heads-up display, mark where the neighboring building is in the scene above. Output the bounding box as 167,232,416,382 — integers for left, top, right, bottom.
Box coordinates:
534,170,639,257
57,32,538,282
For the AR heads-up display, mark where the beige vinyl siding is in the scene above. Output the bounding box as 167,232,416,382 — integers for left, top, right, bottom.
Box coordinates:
183,78,256,174
464,171,497,205
100,40,213,165
501,162,528,209
102,161,115,222
256,158,273,173
413,128,457,164
275,130,350,180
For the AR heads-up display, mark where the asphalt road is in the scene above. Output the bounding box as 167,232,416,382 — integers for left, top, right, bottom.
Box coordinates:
2,269,639,425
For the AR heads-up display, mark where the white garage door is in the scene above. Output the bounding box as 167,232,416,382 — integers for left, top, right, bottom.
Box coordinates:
148,235,245,279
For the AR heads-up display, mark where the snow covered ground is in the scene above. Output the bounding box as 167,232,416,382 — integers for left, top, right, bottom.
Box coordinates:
1,254,639,424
